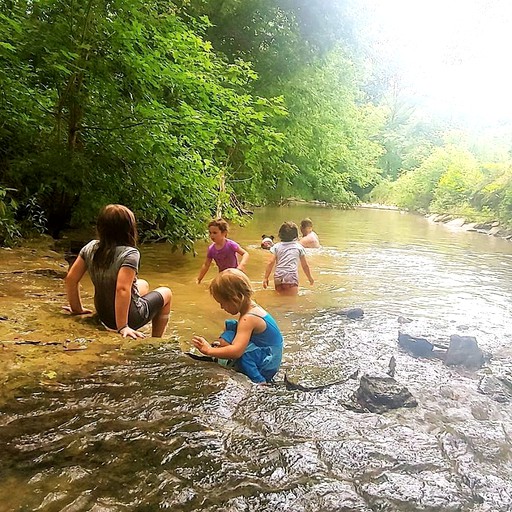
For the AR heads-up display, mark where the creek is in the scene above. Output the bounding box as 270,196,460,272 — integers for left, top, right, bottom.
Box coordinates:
1,205,512,511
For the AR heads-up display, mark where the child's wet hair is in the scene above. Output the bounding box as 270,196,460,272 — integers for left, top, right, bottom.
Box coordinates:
210,268,253,312
278,221,299,242
300,218,313,230
208,218,229,233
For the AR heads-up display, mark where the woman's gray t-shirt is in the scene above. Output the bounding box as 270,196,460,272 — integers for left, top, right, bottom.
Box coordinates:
79,240,146,329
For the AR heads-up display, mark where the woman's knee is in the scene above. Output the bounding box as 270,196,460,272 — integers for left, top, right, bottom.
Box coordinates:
155,287,172,309
136,279,150,295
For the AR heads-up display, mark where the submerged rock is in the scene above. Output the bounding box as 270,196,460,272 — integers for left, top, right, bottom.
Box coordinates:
338,307,364,319
284,370,359,392
31,268,67,279
0,268,67,279
445,334,484,369
354,373,418,413
398,333,434,357
478,375,512,403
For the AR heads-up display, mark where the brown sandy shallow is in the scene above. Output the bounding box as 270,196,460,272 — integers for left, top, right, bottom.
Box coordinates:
0,237,169,407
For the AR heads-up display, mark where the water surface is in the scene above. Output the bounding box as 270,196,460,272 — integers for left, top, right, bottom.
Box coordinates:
1,206,512,511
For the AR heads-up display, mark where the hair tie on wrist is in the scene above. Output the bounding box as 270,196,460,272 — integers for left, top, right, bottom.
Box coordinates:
117,325,128,333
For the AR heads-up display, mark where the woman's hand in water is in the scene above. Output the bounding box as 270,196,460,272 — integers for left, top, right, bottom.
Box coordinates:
118,326,146,339
62,306,93,315
192,335,213,355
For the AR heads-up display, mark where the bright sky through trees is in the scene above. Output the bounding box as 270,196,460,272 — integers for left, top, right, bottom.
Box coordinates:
366,0,512,126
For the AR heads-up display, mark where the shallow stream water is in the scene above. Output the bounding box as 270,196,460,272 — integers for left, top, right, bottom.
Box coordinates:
1,206,512,511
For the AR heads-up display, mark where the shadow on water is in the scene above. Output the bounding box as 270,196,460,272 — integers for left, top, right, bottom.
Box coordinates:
1,206,512,511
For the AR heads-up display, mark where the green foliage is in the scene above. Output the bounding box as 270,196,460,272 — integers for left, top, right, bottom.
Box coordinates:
185,0,383,205
185,0,363,79
0,187,21,246
376,140,512,227
0,0,287,247
430,150,482,212
375,88,444,180
278,50,384,204
11,0,512,245
365,178,396,205
389,145,480,212
473,163,512,221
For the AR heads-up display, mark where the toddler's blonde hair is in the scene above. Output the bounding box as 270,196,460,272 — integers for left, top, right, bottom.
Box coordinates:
210,268,253,312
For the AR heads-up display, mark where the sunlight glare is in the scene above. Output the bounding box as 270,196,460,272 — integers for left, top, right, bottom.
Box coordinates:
367,0,512,125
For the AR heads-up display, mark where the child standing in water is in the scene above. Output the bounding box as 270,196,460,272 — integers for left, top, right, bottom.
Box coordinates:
65,204,172,339
299,218,321,248
192,269,283,384
263,221,314,294
196,218,249,284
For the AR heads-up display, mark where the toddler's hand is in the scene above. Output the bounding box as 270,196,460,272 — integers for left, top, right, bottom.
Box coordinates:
262,278,269,289
309,278,314,286
192,335,212,355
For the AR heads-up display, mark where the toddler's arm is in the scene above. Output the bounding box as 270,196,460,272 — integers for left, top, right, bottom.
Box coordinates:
192,315,255,359
300,255,314,285
197,257,212,284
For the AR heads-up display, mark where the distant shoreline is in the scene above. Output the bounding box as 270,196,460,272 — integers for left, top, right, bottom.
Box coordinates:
357,203,402,211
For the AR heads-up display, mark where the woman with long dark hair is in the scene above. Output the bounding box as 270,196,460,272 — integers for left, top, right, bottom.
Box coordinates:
65,204,172,339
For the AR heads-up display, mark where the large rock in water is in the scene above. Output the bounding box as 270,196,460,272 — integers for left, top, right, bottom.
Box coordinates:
445,334,484,368
354,374,418,414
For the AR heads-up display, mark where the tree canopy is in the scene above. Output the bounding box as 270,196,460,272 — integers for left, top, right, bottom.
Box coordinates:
2,0,512,246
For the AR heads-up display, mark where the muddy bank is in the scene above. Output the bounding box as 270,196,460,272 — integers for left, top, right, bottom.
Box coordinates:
0,238,171,407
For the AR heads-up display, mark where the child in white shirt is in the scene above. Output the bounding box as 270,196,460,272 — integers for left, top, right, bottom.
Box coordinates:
263,221,314,294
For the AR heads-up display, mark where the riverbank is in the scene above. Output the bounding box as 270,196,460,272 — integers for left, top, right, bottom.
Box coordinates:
359,202,512,243
426,213,512,241
0,238,172,407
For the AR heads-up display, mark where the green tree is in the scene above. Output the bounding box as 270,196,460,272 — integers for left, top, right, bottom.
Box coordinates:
0,0,286,247
184,0,384,204
391,144,482,213
279,49,383,203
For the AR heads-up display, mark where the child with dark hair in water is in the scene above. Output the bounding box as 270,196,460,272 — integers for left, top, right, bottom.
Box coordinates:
260,234,274,250
263,221,314,294
65,204,172,339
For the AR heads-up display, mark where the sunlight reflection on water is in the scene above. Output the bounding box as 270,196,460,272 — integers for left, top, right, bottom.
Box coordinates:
1,206,512,511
